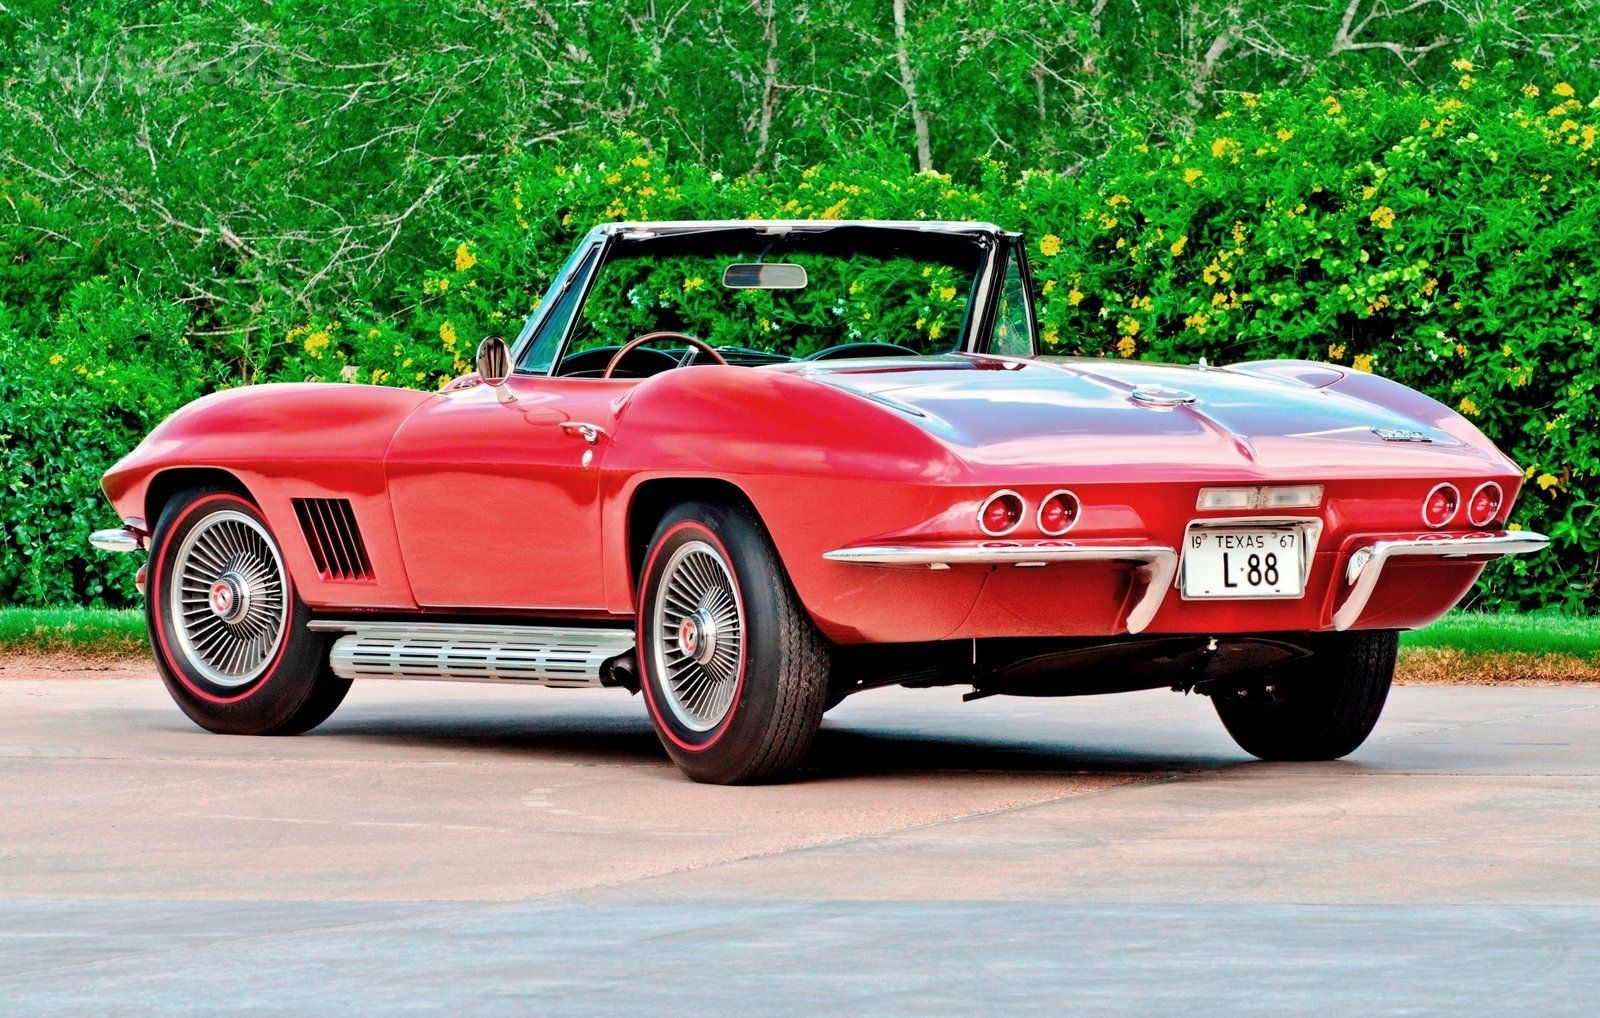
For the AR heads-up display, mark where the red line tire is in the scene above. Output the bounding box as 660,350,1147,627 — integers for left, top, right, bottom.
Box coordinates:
1213,630,1397,761
637,500,831,784
147,488,350,736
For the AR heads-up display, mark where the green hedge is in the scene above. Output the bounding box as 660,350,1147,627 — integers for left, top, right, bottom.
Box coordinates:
2,68,1596,610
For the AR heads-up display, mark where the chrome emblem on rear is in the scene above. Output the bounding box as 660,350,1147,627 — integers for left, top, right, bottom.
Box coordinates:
1130,385,1197,406
1372,427,1432,443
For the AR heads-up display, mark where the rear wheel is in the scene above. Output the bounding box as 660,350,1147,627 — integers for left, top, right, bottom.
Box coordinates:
637,500,830,784
1213,630,1397,761
147,488,350,735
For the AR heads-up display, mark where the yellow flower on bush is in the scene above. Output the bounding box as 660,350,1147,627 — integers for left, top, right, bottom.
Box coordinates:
1210,137,1236,159
1169,235,1187,257
1554,82,1576,98
1107,194,1130,207
439,320,457,350
1276,128,1294,142
1522,84,1541,99
1351,353,1374,373
454,243,477,272
1183,168,1203,185
1451,58,1474,73
683,276,705,292
1116,335,1137,358
304,330,331,357
1369,206,1397,230
1067,285,1084,306
48,352,65,366
1328,342,1347,360
1536,472,1560,490
1038,234,1062,257
1458,395,1479,415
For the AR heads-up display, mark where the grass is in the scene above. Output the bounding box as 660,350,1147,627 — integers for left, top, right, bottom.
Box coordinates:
0,606,1596,678
1398,612,1600,660
0,607,149,660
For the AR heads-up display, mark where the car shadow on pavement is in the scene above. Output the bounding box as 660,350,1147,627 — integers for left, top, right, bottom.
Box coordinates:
307,704,1245,779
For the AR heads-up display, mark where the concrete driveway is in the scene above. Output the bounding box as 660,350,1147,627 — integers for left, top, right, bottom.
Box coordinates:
2,669,1598,1014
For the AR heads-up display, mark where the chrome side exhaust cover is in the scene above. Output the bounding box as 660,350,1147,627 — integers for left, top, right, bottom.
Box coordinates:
308,621,635,687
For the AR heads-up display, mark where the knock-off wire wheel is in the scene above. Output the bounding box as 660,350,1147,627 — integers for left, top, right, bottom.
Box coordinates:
168,509,289,687
652,540,745,731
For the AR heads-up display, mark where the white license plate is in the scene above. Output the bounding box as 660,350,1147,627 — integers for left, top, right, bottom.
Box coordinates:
1181,527,1307,599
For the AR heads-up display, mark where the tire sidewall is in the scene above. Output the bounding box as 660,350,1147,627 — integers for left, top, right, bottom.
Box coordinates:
637,503,787,766
148,489,331,734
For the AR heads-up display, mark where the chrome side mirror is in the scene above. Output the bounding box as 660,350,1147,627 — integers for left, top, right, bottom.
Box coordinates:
475,335,515,404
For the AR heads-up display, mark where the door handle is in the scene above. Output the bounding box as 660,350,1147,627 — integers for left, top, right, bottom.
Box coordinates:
560,422,609,444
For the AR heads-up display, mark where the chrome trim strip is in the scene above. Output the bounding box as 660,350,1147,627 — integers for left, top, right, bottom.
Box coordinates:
821,543,1177,635
308,621,635,687
89,528,141,553
1331,531,1550,631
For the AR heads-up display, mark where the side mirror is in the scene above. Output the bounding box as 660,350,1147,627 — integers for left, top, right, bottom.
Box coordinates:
475,335,515,403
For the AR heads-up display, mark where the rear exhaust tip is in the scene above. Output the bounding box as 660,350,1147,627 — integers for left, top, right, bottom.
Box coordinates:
602,652,639,693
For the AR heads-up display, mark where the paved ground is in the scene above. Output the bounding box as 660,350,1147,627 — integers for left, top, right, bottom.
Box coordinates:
2,671,1598,1014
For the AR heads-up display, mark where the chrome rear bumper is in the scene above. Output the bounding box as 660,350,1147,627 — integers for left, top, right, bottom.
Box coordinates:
821,541,1178,634
1332,530,1550,631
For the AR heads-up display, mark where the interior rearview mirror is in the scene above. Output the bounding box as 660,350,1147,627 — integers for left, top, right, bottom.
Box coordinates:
723,262,808,290
475,335,514,403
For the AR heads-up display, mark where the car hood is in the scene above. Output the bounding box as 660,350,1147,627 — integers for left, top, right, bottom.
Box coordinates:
781,355,1509,481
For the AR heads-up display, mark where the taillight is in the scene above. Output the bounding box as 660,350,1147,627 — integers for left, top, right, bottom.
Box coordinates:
1466,482,1503,527
1422,483,1459,529
978,491,1025,536
1037,490,1081,536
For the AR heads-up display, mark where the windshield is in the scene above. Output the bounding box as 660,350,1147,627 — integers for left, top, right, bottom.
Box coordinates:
546,228,987,374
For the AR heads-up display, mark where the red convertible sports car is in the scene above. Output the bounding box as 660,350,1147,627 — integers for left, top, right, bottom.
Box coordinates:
91,220,1547,783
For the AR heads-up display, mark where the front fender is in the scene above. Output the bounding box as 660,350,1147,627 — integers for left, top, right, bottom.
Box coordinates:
101,383,435,609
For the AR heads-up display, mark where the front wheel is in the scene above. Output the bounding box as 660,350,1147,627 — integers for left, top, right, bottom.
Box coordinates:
1213,630,1397,761
636,501,830,784
147,488,350,735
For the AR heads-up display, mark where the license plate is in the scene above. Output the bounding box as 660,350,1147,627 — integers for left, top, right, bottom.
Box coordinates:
1181,526,1308,599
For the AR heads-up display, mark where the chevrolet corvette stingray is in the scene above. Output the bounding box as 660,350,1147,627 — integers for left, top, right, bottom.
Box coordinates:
90,220,1547,783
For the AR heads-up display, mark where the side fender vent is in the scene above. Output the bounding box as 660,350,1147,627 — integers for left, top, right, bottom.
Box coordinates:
292,498,374,581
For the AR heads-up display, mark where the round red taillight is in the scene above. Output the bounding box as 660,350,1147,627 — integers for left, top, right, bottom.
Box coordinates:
1467,482,1503,527
1422,483,1460,529
978,490,1025,536
1037,490,1081,536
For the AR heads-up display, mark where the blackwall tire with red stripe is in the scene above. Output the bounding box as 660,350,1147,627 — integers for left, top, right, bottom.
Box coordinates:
1212,629,1397,761
146,488,350,736
637,500,831,784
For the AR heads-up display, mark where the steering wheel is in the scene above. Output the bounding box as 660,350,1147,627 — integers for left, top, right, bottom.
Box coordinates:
603,332,729,379
804,342,920,361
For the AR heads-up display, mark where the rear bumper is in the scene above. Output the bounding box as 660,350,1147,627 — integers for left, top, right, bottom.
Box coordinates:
823,541,1177,634
821,529,1548,639
1330,530,1549,630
